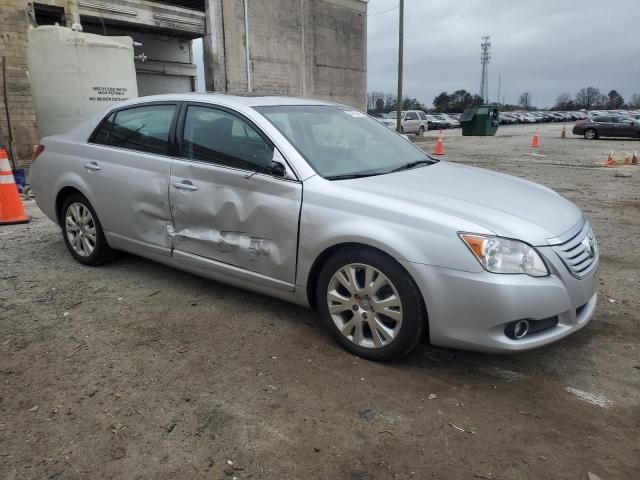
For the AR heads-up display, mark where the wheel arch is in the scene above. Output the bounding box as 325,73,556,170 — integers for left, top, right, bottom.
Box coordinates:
305,242,422,311
584,127,598,139
55,186,87,226
305,241,430,344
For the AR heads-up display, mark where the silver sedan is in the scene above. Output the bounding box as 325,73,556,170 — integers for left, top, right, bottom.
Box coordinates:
29,94,598,361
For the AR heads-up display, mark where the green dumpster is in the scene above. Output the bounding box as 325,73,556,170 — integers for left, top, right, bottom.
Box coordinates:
460,105,500,136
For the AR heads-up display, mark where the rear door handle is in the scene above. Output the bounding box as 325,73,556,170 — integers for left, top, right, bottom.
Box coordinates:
173,181,198,191
84,162,101,171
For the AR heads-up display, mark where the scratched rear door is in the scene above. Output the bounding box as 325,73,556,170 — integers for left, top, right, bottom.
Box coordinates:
169,103,302,285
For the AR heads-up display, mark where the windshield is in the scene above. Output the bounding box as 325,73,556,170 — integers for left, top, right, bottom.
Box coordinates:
387,111,399,119
256,105,433,179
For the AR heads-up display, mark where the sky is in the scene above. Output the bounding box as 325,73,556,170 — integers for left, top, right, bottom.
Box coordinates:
366,0,640,108
194,0,640,108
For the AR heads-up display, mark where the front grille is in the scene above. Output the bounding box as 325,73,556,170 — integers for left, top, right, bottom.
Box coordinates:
551,222,598,279
527,316,559,335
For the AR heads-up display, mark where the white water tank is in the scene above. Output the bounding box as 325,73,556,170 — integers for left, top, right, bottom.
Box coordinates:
27,26,138,138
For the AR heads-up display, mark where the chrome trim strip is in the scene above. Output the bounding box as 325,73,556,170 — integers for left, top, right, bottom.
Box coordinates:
546,216,586,245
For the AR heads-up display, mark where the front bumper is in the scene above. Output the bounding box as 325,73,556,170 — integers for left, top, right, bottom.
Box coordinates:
401,246,598,353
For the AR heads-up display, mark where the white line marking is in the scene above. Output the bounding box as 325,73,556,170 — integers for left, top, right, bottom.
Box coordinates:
565,387,612,408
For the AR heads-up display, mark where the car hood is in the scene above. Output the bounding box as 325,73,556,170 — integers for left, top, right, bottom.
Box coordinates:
338,161,582,245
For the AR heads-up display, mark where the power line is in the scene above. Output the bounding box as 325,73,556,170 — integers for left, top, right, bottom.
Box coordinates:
368,4,399,16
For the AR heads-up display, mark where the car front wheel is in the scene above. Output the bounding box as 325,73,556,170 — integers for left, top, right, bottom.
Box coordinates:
316,248,426,361
61,193,114,266
584,128,597,140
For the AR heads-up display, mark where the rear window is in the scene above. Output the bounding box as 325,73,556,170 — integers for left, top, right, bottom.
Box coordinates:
91,104,176,155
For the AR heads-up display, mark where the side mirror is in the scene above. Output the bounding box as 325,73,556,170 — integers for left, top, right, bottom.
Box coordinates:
268,161,286,177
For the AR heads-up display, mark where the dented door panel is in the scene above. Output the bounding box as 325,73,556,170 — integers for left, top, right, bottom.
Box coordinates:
169,159,302,284
80,143,173,253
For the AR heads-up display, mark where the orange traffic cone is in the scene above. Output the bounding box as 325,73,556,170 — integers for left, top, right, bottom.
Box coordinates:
632,151,638,165
433,135,445,155
623,153,632,165
604,151,616,166
0,148,30,225
531,130,540,148
561,125,566,139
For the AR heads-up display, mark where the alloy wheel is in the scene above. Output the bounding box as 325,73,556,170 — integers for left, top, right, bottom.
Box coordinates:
326,263,403,349
65,202,97,257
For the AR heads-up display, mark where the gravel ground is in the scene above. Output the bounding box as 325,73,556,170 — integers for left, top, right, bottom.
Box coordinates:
1,123,639,479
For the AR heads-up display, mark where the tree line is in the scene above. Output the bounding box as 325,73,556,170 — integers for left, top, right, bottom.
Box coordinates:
366,92,425,113
367,89,485,114
367,88,640,114
553,88,639,111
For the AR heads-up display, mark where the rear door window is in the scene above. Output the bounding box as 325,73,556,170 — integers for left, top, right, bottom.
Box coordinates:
108,104,176,155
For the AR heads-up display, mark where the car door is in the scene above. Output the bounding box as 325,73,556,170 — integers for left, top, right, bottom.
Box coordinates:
594,116,613,136
418,111,429,130
85,102,178,256
169,103,302,288
614,117,637,137
404,111,419,132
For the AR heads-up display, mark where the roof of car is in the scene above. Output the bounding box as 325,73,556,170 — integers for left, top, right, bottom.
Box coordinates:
116,92,339,108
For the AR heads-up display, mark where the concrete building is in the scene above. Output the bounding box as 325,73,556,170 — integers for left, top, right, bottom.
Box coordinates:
0,0,367,170
203,0,367,107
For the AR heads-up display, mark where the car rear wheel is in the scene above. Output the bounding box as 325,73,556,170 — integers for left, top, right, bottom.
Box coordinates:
316,247,426,361
417,126,425,136
584,128,597,140
61,193,115,266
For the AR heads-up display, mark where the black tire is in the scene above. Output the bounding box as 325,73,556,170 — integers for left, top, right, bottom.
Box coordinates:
584,128,597,140
60,193,115,266
417,126,425,136
316,247,426,362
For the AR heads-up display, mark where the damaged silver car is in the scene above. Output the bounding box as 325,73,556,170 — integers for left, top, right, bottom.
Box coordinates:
30,94,598,361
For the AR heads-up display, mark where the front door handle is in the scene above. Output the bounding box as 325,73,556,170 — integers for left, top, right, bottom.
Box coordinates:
173,181,198,192
84,162,101,171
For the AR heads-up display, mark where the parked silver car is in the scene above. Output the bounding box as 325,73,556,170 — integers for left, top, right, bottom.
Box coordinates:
30,94,598,361
379,110,429,135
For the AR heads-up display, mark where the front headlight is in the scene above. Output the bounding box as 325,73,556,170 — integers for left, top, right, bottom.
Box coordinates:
459,233,549,277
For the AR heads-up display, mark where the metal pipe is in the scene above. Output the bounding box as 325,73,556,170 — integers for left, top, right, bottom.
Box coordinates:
2,56,17,169
300,0,306,97
243,0,252,92
395,0,404,132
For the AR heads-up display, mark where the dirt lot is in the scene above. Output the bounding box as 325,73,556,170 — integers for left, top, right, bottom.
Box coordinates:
1,123,639,479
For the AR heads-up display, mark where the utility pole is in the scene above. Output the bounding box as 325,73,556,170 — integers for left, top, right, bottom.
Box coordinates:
497,73,501,105
480,35,491,104
395,0,404,133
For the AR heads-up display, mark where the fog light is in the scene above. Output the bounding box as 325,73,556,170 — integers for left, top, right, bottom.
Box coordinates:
505,320,530,339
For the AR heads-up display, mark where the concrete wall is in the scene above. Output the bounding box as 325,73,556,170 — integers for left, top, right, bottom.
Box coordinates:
204,0,367,109
0,0,38,170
